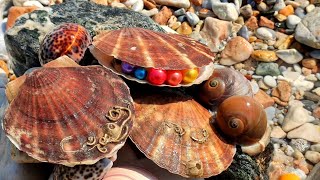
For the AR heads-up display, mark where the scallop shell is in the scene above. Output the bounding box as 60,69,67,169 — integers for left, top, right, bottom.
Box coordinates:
129,90,236,178
3,66,134,166
198,67,253,107
39,23,92,65
90,27,215,87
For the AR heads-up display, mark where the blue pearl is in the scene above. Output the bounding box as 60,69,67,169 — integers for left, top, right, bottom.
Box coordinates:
121,62,135,74
134,68,147,80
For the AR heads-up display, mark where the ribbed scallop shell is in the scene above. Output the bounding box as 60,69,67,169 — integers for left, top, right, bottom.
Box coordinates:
130,90,236,178
91,27,215,70
90,27,215,87
198,67,253,107
3,66,134,166
39,23,92,65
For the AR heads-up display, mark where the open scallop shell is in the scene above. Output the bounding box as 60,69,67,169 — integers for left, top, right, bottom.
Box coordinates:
129,90,236,178
90,27,216,87
3,66,134,166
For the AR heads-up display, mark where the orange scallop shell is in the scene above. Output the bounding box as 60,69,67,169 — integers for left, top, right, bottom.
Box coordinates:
90,28,215,87
130,90,236,178
3,66,134,166
91,27,215,70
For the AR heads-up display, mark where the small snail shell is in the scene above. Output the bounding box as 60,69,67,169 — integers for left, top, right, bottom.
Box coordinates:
216,96,267,146
198,68,253,107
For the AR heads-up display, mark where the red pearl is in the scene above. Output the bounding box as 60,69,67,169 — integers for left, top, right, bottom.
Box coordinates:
166,70,183,86
147,68,167,85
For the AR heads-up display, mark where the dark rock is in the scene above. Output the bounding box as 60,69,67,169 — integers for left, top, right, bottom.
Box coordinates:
4,0,164,76
303,92,320,102
315,81,320,88
208,148,261,180
301,100,316,112
307,162,320,180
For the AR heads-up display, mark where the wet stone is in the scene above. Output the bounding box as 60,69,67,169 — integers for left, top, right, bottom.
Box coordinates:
310,50,320,59
237,25,249,40
256,62,281,76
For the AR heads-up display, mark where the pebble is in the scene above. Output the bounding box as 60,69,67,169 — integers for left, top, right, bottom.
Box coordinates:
306,4,315,13
250,80,260,94
257,2,269,12
284,145,295,156
270,126,286,138
202,0,212,9
176,22,192,35
290,139,311,154
287,123,320,143
282,102,313,132
295,7,320,49
220,36,253,65
211,0,239,21
264,75,277,87
311,144,320,153
23,0,44,7
153,6,172,25
286,15,301,29
0,69,8,88
293,76,315,91
237,25,249,40
312,87,320,96
278,5,294,16
256,62,281,76
272,80,291,102
132,0,144,11
254,89,275,108
307,162,320,179
303,91,320,102
199,17,233,52
305,151,320,164
294,7,306,19
313,107,320,119
275,14,287,22
255,27,276,40
309,50,320,59
273,0,286,11
251,50,278,62
173,8,186,16
293,64,302,74
0,60,9,77
153,0,190,8
185,12,200,26
276,49,303,64
240,4,253,18
177,15,187,22
302,58,317,69
253,42,269,50
141,8,159,16
245,16,259,30
259,16,275,29
300,100,316,112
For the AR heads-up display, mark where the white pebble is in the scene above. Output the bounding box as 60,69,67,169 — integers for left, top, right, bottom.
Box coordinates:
255,27,276,40
132,0,144,12
276,49,303,64
38,0,50,5
293,63,302,73
285,145,295,156
286,15,301,29
306,4,315,13
250,80,260,94
23,0,44,7
312,87,320,96
124,0,138,6
140,8,159,16
264,75,277,88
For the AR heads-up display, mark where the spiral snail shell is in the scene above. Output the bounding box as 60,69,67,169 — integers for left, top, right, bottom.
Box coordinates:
215,96,267,146
198,68,253,107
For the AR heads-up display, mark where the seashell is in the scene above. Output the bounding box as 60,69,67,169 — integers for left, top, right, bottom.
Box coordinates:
39,23,92,65
6,56,79,103
3,66,134,166
90,27,215,87
50,158,113,180
103,166,157,180
130,90,236,178
215,96,267,146
198,67,253,107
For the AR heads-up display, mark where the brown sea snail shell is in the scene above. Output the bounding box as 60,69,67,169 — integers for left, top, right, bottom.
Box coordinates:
215,96,267,146
198,68,253,107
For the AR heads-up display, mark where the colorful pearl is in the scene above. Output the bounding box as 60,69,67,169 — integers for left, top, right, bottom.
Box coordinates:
121,62,135,74
166,70,183,86
147,68,167,85
182,68,199,83
134,68,147,80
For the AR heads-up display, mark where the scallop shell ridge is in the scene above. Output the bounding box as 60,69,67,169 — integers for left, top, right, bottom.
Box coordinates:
130,90,236,178
91,27,215,70
3,66,134,166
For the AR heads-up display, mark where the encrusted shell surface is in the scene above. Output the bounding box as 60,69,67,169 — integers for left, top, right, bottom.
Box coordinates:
3,66,134,166
39,23,92,65
130,90,236,178
198,67,253,107
91,27,215,70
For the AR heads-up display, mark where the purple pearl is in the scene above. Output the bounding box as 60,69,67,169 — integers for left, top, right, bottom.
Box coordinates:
121,62,135,74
